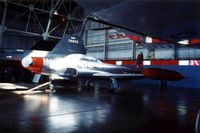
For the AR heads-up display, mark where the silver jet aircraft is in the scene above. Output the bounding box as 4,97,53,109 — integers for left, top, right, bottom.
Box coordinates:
21,35,144,91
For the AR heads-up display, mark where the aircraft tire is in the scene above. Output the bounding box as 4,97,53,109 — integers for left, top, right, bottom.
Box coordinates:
86,80,95,90
49,83,55,91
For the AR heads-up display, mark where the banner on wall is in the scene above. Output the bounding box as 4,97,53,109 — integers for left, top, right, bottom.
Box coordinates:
190,60,200,66
108,33,126,40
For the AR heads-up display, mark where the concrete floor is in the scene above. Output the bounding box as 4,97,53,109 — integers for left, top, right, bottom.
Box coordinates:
0,81,200,133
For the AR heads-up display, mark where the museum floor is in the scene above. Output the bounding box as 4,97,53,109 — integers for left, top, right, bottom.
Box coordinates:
0,81,199,133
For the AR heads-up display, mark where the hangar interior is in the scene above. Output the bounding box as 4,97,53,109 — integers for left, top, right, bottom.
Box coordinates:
84,20,200,89
0,0,200,133
0,0,200,88
0,0,84,82
85,21,200,60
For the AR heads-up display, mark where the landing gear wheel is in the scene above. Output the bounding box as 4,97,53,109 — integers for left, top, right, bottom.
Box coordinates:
85,80,95,90
49,83,55,92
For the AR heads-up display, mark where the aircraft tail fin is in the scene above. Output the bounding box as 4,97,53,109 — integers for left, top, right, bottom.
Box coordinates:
50,35,86,55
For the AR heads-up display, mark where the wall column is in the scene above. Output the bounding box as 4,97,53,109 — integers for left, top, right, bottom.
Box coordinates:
0,0,8,47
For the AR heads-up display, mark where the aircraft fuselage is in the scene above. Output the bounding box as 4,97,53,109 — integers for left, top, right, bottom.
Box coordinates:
21,51,135,80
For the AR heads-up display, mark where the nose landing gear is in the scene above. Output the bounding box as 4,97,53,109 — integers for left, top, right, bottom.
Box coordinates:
49,83,55,92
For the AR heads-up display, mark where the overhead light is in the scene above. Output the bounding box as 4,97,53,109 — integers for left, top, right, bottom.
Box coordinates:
54,10,58,15
178,39,189,45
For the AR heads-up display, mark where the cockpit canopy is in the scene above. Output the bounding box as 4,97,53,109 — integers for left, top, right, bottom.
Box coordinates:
80,56,102,63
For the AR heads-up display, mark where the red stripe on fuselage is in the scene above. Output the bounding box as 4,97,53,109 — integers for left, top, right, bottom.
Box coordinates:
27,57,43,74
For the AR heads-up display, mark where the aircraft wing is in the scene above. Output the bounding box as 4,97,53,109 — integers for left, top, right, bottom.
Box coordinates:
50,74,72,80
51,72,144,80
75,0,200,45
93,72,144,80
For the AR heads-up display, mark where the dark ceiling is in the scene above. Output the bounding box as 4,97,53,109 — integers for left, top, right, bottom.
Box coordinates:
75,0,200,45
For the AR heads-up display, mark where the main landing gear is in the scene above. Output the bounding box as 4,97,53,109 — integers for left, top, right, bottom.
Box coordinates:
85,80,95,90
84,78,119,93
49,78,120,93
109,78,119,93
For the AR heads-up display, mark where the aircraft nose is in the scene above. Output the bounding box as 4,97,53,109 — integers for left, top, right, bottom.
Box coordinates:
21,56,33,68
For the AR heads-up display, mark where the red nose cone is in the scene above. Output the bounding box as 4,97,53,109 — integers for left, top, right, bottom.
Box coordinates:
22,57,44,74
